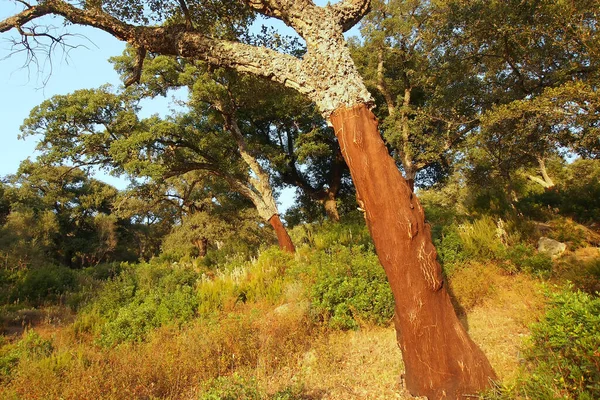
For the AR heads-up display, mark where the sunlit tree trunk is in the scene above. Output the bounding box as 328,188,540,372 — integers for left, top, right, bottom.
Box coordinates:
268,214,295,253
331,104,496,398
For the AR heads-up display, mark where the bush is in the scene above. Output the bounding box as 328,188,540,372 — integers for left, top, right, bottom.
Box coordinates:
289,216,373,252
199,373,303,400
458,216,505,261
436,225,467,271
0,330,54,381
11,265,77,306
518,289,600,399
75,261,202,345
503,244,553,276
310,246,394,329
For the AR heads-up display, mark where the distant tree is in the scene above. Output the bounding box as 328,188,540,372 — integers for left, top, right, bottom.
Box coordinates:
118,172,269,258
438,0,600,192
113,48,350,222
349,0,481,190
1,160,135,268
21,84,296,252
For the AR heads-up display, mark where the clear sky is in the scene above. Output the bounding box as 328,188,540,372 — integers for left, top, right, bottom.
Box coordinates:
0,1,350,209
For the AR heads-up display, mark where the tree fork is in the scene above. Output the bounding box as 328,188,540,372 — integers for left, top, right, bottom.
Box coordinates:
330,104,496,399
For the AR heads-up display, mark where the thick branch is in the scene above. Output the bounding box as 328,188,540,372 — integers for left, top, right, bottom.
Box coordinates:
1,0,305,92
330,0,371,32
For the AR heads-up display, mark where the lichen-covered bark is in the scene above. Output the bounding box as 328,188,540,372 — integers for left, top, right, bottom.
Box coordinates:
331,104,496,399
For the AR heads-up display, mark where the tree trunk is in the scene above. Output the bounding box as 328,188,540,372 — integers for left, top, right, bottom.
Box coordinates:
405,168,417,193
330,104,496,399
322,191,341,221
268,214,295,253
194,237,209,257
538,156,555,189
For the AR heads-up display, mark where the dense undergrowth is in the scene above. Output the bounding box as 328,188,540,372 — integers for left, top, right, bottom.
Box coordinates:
1,208,599,398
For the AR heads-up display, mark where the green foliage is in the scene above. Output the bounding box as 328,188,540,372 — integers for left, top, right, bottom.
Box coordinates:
10,265,77,306
310,246,394,330
503,244,553,276
457,216,504,261
436,226,467,270
199,373,303,400
75,262,201,345
199,374,262,400
289,214,373,252
0,331,54,381
436,216,554,277
519,160,600,224
517,289,600,399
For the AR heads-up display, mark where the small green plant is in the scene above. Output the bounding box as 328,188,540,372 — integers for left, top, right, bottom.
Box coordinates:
503,244,553,276
0,330,54,381
199,374,262,400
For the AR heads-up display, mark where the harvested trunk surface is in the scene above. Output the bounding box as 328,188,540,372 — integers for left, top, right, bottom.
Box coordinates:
269,214,295,253
330,104,496,399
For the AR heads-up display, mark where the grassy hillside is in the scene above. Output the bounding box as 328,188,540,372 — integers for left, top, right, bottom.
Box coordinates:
1,214,599,399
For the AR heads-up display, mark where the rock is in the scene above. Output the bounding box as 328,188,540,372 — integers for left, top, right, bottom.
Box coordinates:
538,237,567,259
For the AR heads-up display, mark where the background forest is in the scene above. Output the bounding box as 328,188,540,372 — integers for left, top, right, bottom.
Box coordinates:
1,0,599,399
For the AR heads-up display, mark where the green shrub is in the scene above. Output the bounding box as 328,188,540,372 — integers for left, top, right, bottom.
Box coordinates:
199,373,303,400
11,265,77,305
75,261,202,345
458,216,504,261
236,248,292,304
310,246,394,329
436,226,467,272
503,244,553,276
519,289,600,399
199,374,262,400
290,216,373,252
0,330,54,381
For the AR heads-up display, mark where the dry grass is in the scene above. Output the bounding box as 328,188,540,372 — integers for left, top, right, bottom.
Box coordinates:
0,268,546,400
466,271,546,382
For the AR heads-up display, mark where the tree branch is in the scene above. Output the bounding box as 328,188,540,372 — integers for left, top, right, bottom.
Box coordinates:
1,0,306,92
330,0,371,32
124,46,146,87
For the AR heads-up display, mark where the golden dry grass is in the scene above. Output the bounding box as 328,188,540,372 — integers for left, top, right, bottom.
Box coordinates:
0,268,545,400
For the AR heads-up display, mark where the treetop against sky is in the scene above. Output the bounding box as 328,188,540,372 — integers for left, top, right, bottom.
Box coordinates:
0,0,345,191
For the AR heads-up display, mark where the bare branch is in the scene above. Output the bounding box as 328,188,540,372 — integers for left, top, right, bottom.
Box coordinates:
329,0,371,32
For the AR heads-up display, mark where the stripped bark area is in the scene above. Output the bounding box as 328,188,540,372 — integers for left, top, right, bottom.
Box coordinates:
331,104,496,399
268,214,295,253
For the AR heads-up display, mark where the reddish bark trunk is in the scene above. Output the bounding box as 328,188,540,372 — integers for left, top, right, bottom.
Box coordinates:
268,214,295,253
330,104,496,399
